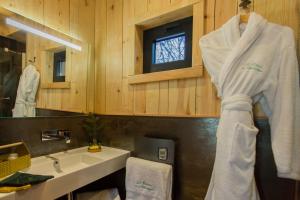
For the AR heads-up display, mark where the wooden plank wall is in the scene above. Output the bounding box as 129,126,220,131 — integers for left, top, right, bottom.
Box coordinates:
0,0,298,116
0,0,95,113
94,0,300,117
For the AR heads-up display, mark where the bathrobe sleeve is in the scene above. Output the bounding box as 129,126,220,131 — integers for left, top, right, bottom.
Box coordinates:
268,30,300,180
199,30,226,89
28,71,40,102
26,69,40,117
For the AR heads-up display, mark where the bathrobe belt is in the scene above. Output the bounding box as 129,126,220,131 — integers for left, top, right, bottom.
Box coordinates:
221,95,253,112
15,99,36,107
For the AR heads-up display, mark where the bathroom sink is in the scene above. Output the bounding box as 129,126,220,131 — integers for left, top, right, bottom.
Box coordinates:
23,153,103,174
0,146,130,200
55,154,103,171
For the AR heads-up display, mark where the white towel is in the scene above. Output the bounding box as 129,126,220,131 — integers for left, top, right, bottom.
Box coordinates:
76,188,120,200
126,157,172,200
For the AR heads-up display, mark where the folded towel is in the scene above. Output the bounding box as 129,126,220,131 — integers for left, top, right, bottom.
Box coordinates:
0,172,54,187
126,157,172,200
76,188,120,200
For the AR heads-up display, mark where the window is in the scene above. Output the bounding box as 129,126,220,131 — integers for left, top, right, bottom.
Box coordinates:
143,17,192,73
53,50,66,82
154,33,186,64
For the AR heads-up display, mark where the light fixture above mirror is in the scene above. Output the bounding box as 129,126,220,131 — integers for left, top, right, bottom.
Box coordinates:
6,18,82,51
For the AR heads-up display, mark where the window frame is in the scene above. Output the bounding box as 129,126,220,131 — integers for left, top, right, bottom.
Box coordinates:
143,16,193,74
53,50,66,82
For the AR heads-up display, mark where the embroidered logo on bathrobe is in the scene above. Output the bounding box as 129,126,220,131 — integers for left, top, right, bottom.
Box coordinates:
242,63,263,72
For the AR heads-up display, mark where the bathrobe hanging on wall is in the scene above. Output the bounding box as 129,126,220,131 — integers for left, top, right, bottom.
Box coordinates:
199,13,300,200
13,64,40,117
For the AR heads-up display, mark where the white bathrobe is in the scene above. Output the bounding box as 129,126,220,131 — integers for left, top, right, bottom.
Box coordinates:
13,64,40,117
199,13,300,200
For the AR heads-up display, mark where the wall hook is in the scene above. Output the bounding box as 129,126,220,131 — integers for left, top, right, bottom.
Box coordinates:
239,0,251,9
28,56,36,64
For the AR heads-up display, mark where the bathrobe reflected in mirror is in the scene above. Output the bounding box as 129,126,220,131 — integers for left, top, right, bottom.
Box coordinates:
199,13,300,199
13,64,40,117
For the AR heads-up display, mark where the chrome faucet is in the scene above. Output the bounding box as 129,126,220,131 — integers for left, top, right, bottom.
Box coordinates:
42,129,71,143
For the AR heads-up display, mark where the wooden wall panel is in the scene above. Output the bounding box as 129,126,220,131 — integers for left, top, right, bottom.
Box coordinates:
105,0,123,114
148,0,170,14
214,0,238,29
192,2,204,67
159,81,169,115
133,0,148,19
0,0,44,23
169,79,196,115
69,0,95,113
1,0,298,117
133,84,146,114
121,0,134,113
95,0,207,117
43,0,70,33
122,0,134,77
41,0,69,111
195,0,219,117
145,82,160,114
95,0,107,114
0,0,95,114
94,0,299,117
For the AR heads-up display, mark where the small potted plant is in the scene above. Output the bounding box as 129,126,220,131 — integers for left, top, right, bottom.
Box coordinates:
83,113,104,152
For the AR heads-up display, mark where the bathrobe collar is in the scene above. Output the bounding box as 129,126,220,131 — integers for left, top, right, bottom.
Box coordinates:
218,12,267,97
222,12,266,48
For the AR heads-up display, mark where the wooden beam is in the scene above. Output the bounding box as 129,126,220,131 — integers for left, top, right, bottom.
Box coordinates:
135,3,194,30
41,82,71,89
128,66,203,84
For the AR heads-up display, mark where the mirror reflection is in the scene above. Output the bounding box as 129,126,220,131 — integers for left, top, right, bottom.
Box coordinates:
0,7,89,118
0,35,23,117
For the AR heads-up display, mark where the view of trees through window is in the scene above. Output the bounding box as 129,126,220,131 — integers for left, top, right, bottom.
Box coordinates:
143,16,192,73
153,33,186,64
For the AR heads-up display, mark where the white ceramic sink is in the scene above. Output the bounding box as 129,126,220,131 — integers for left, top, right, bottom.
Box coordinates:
24,153,103,174
0,146,130,200
55,154,103,171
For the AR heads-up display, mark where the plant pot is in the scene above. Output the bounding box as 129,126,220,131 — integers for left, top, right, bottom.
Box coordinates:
88,138,101,153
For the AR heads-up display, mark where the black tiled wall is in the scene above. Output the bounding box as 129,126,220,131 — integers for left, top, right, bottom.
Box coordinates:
0,115,298,200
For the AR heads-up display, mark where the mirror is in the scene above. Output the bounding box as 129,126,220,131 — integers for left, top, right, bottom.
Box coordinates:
0,7,90,118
